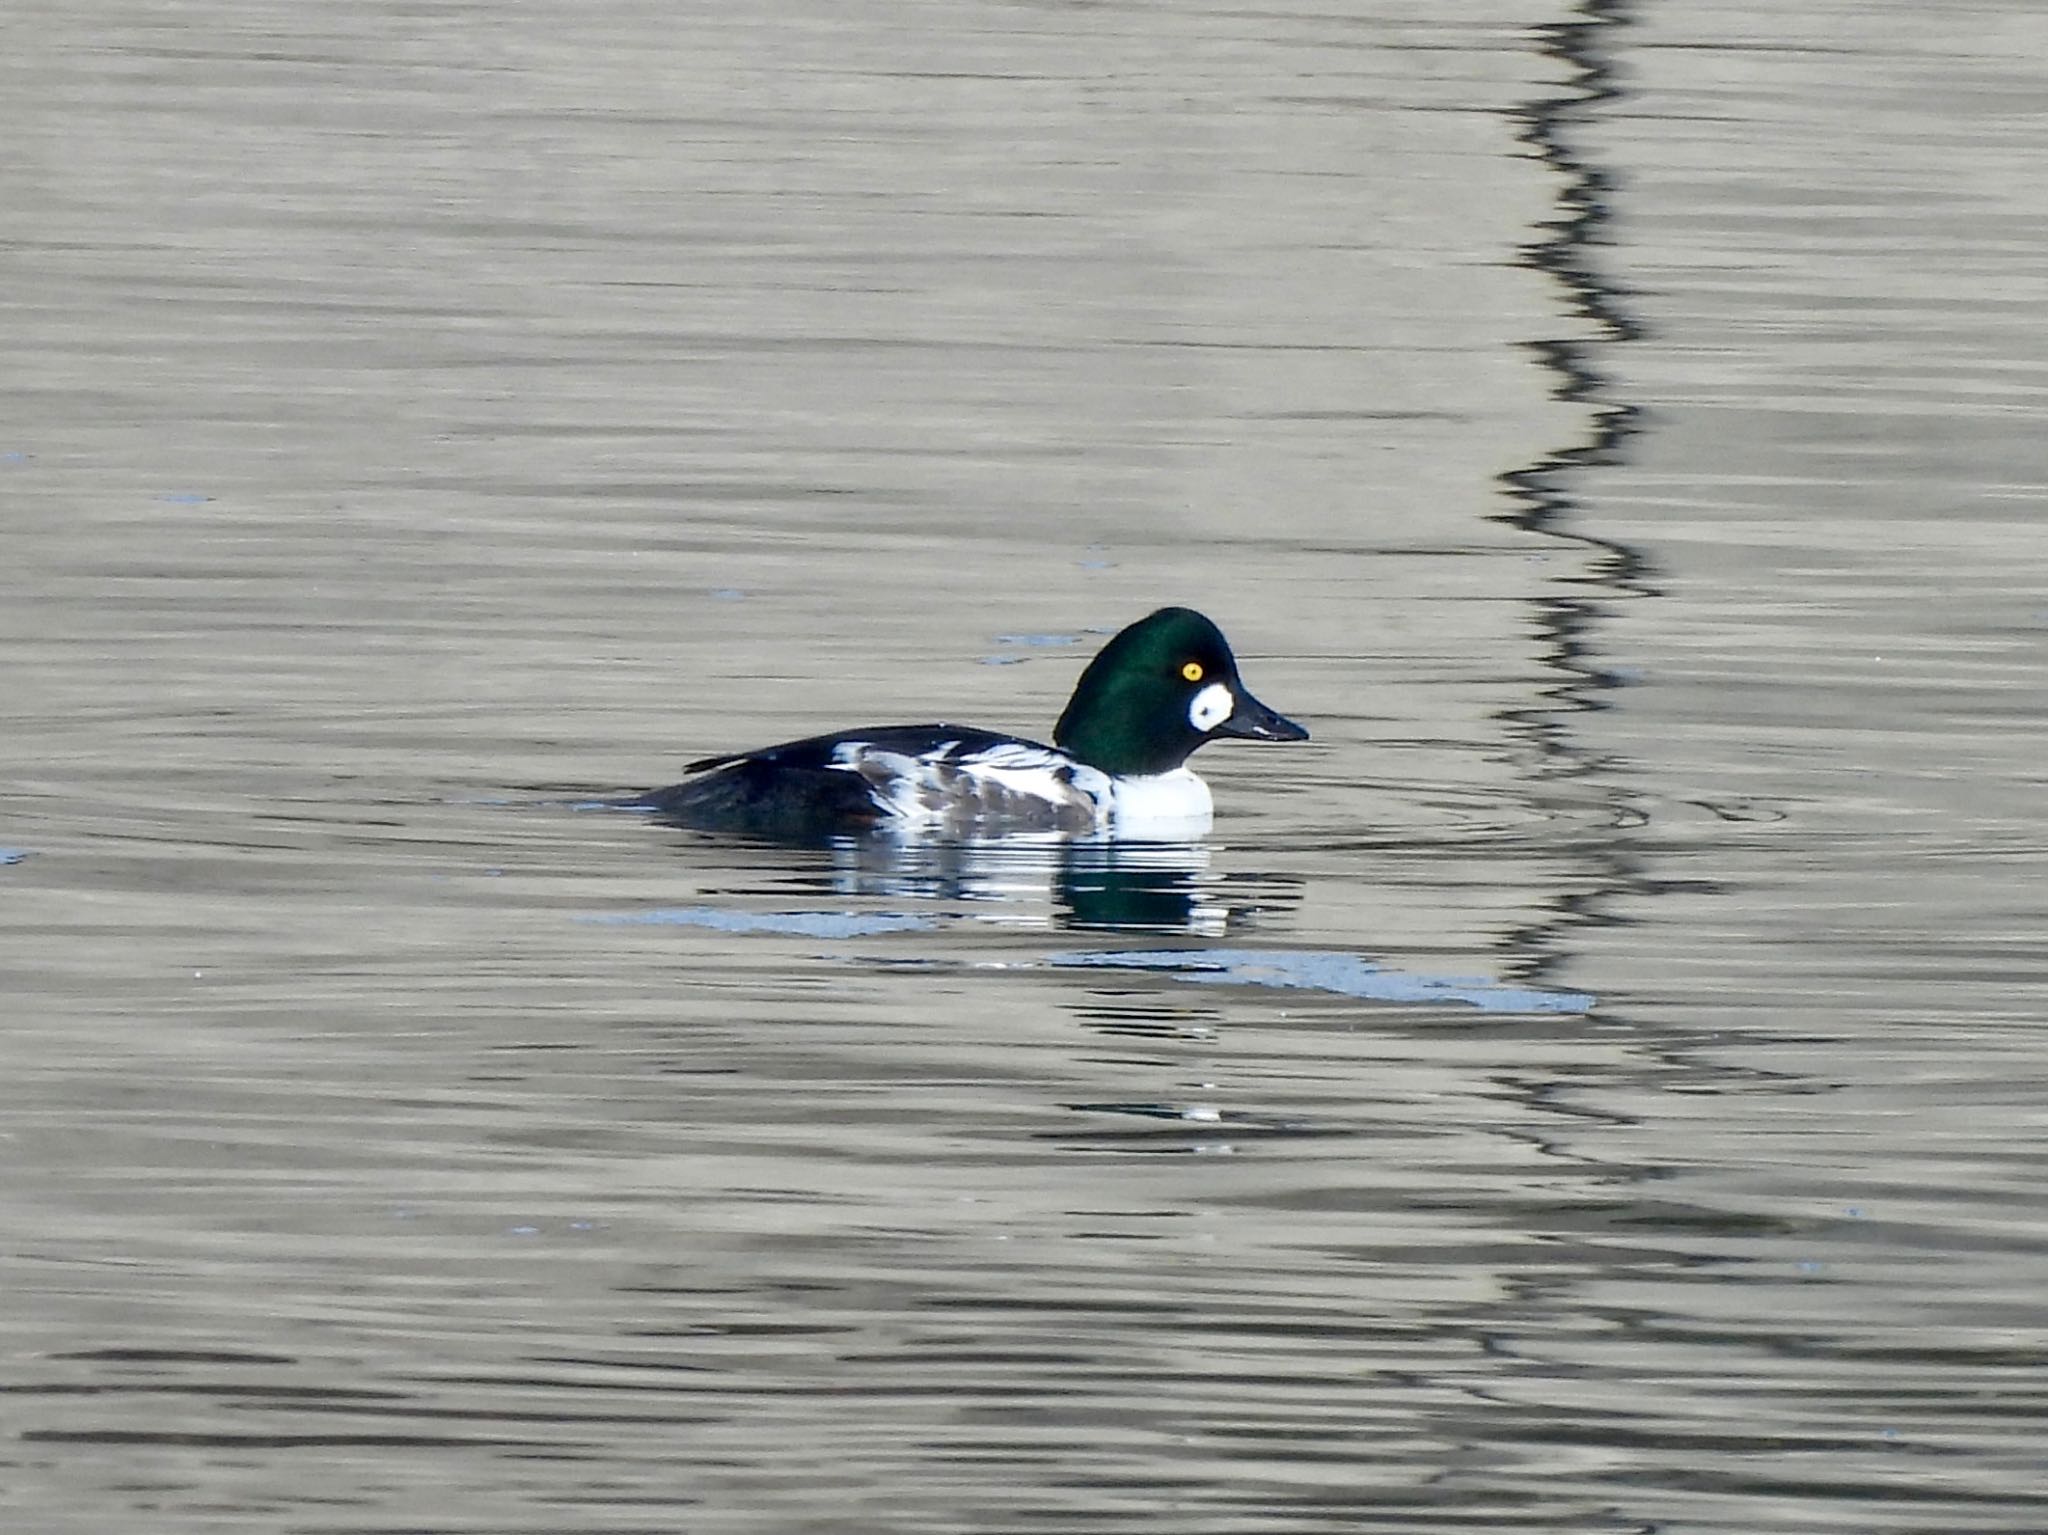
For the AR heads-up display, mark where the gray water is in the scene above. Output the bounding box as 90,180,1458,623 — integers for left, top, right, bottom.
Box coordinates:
4,2,2046,1530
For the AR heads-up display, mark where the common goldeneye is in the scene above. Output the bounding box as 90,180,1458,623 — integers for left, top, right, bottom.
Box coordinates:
638,606,1308,838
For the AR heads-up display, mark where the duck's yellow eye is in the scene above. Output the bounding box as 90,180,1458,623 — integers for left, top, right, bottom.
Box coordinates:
1181,661,1204,682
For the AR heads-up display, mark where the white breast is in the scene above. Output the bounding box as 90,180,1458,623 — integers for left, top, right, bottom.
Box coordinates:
1105,768,1213,838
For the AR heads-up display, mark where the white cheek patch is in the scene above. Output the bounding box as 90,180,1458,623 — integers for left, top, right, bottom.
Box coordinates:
1188,681,1234,733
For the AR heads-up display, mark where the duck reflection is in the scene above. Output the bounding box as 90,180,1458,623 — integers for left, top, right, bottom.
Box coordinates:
833,833,1251,934
654,821,1300,937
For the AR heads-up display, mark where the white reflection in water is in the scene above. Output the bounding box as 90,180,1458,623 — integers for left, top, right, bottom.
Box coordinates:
824,832,1244,934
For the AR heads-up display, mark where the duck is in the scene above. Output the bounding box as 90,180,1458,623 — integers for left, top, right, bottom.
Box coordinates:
636,606,1308,838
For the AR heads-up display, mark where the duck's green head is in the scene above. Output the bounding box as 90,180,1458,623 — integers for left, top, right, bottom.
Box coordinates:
1052,606,1309,777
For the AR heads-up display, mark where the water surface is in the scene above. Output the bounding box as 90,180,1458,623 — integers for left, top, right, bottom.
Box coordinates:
4,2,2046,1531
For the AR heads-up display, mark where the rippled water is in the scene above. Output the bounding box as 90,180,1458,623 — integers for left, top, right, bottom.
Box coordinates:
5,1,2046,1530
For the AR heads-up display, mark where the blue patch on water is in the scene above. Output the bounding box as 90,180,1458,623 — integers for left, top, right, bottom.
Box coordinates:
983,632,1080,665
157,491,211,504
1,450,29,464
0,848,29,866
1052,947,1594,1014
580,906,934,938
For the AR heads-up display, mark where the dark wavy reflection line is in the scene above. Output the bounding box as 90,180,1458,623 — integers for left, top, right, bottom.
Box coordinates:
1496,0,1658,990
